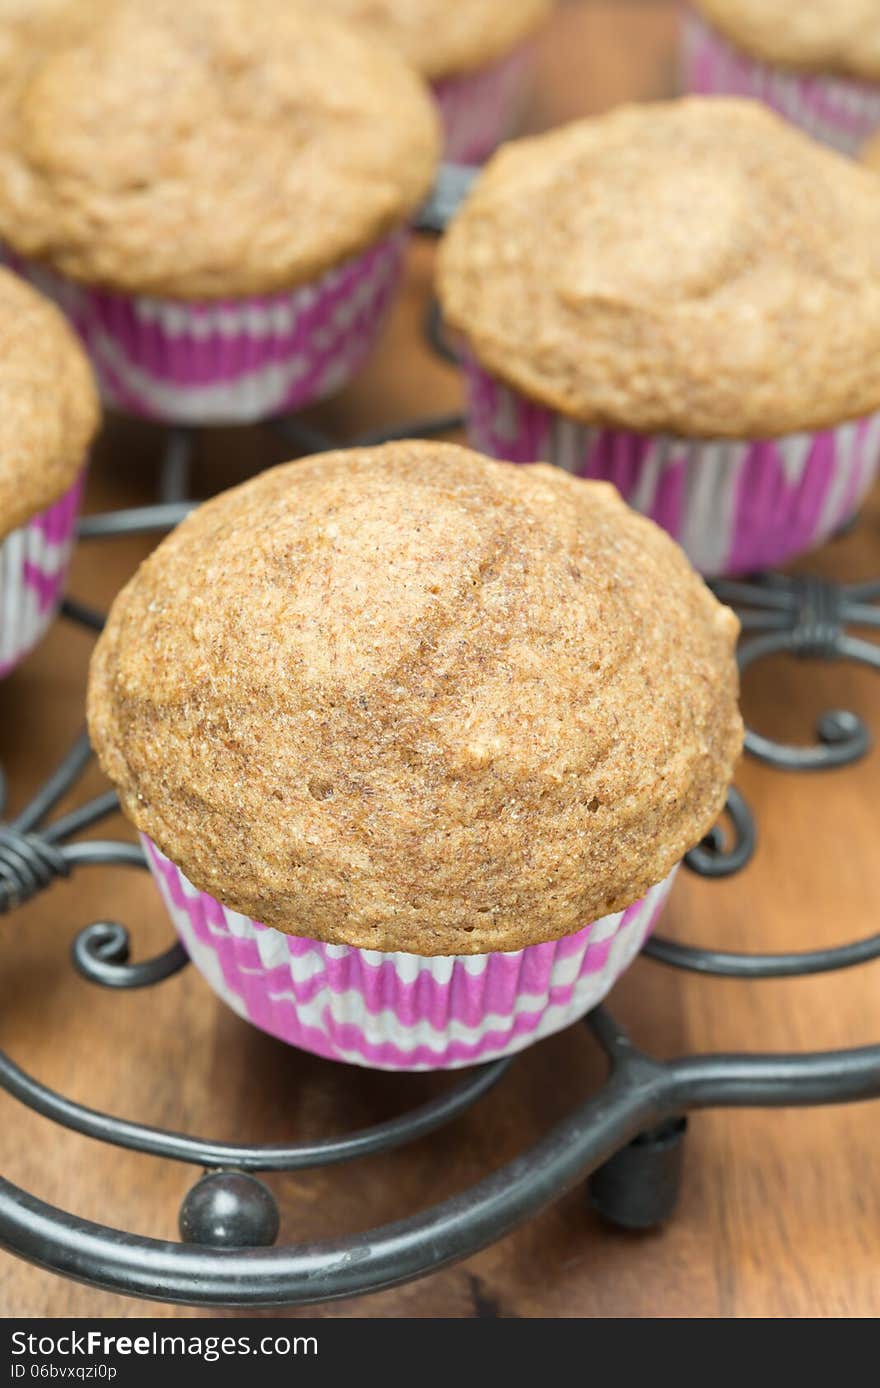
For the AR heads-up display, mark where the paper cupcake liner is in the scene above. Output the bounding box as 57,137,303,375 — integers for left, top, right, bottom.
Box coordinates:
144,837,676,1071
0,472,84,679
681,9,880,155
2,234,406,425
464,361,880,577
433,45,533,164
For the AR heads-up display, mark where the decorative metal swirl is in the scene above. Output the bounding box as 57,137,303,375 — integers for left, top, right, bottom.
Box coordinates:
713,573,880,771
2,1010,879,1306
682,786,755,878
0,239,878,1303
0,723,187,987
71,922,189,990
644,923,880,980
0,825,68,910
6,668,878,1310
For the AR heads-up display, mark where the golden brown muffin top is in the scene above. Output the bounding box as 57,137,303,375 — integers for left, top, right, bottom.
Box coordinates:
0,267,99,539
693,0,880,81
0,0,439,299
88,441,742,956
317,0,552,80
438,98,880,439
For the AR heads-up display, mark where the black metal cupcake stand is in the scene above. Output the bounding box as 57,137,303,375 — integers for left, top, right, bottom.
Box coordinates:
1,180,879,1308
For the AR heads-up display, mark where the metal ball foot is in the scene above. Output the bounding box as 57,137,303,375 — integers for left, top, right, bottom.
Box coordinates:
588,1117,687,1230
179,1171,280,1249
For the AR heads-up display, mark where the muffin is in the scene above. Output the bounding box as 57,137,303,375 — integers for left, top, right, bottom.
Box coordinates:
320,0,553,164
0,267,99,677
88,441,741,1070
438,99,880,578
683,0,880,154
0,0,439,424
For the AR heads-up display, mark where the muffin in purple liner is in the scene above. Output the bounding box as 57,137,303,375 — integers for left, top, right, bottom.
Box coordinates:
317,0,553,162
144,840,679,1070
683,2,880,155
0,0,439,424
0,268,98,677
87,442,742,1070
438,98,880,577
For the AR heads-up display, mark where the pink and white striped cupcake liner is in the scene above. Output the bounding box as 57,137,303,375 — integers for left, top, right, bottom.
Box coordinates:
465,362,880,578
433,45,533,164
0,473,84,679
144,837,676,1071
681,9,880,155
3,234,406,425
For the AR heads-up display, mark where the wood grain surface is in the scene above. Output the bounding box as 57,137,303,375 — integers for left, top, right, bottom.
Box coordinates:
1,1,879,1319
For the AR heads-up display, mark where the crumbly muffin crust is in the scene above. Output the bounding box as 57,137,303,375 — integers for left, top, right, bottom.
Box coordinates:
0,0,439,299
693,0,880,82
318,0,552,81
438,98,880,439
0,266,99,538
88,442,741,955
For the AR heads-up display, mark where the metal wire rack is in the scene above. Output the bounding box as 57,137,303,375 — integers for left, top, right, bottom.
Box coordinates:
0,173,879,1308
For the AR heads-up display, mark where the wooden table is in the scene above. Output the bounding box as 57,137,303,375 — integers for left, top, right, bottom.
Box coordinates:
2,0,878,1319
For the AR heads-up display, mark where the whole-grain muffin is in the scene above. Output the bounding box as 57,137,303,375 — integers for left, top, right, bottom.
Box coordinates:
0,0,439,423
439,98,880,576
439,98,880,439
0,265,98,677
0,0,438,298
89,441,741,958
313,0,552,165
683,2,880,156
691,0,880,81
0,266,97,540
